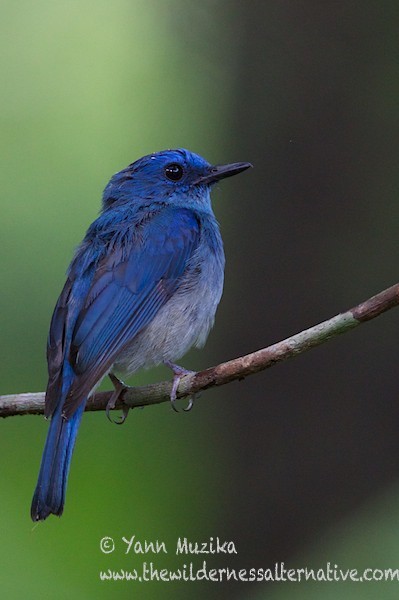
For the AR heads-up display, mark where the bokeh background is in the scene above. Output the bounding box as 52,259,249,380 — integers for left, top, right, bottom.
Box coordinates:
2,1,399,598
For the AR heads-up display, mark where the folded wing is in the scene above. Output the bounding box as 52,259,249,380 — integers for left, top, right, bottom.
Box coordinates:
46,206,200,419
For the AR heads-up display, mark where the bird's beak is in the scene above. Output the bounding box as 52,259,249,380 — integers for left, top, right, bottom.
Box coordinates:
196,161,253,185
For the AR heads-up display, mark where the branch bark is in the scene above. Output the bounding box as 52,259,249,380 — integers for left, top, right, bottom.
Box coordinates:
2,283,399,418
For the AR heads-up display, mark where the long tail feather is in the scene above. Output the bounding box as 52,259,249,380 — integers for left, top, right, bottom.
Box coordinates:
31,402,85,521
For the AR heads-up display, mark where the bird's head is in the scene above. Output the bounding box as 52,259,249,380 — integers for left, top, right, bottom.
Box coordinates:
102,148,252,211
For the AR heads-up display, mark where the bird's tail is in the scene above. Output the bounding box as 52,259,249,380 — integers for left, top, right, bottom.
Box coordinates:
31,402,85,521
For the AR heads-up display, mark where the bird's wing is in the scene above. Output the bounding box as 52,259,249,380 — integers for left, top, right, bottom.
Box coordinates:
52,207,200,419
45,277,74,416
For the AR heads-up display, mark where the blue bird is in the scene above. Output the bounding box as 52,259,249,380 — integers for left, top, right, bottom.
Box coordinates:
31,148,252,521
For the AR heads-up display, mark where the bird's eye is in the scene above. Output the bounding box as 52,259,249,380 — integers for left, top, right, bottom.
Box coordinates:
164,163,184,181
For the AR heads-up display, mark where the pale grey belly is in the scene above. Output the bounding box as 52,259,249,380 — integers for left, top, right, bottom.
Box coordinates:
113,255,224,376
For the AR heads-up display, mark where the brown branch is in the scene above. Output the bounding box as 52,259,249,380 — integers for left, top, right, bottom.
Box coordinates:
2,283,399,418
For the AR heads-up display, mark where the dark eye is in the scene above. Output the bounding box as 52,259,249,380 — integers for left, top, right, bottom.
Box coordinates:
164,163,184,181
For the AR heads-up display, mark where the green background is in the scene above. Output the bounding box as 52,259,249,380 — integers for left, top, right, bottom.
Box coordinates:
2,1,399,598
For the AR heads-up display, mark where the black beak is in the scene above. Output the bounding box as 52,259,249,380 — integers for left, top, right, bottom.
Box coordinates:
196,161,253,185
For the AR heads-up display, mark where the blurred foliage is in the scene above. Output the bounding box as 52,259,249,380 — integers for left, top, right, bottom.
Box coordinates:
249,484,399,600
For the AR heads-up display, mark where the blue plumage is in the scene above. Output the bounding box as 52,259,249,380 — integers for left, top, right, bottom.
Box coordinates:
31,148,252,521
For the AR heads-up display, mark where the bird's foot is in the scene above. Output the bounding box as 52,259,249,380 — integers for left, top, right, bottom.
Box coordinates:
164,360,197,412
106,373,131,425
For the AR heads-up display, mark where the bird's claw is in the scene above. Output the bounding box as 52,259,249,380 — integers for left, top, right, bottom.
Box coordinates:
164,361,196,412
183,395,195,412
106,373,131,425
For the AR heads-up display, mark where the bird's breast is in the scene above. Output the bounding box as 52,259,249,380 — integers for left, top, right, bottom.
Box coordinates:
113,234,225,376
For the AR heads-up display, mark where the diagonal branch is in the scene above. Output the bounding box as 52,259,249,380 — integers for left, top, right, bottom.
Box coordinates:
1,283,399,418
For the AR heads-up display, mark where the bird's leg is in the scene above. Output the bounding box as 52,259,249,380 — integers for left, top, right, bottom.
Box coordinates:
164,360,197,412
106,373,130,425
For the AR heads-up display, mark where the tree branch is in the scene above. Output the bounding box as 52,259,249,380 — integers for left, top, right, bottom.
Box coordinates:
2,283,399,418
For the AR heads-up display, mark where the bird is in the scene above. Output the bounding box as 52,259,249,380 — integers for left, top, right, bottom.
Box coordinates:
31,148,252,521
